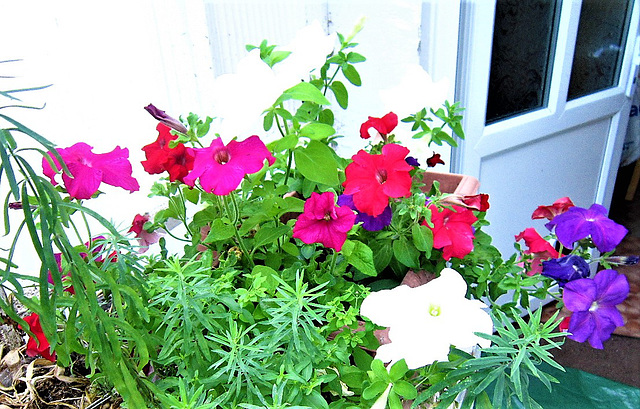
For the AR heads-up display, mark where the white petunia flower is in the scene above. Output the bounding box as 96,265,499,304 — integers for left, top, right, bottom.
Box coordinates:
211,49,283,141
360,268,493,369
379,64,450,120
274,20,337,89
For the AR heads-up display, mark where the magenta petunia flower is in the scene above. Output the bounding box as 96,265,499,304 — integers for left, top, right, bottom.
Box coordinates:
343,143,413,217
42,142,140,200
183,135,275,195
563,269,629,349
547,204,627,253
293,192,356,251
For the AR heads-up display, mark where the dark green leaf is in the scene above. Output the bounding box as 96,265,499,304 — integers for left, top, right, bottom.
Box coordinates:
392,237,419,268
342,64,361,86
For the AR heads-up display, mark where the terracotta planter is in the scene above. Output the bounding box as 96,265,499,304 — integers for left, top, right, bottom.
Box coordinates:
421,170,480,196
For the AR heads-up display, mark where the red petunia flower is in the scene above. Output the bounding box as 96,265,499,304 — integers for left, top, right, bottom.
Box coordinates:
183,135,275,196
424,205,477,260
461,194,490,212
141,123,195,183
515,227,559,276
42,143,139,200
129,213,163,253
426,152,445,167
21,313,55,362
531,197,575,221
343,143,413,217
360,112,398,139
293,192,356,251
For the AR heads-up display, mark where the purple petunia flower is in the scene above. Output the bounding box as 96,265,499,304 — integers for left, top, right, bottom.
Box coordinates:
541,255,590,286
144,103,188,134
337,194,392,231
547,204,627,253
405,156,420,167
563,269,629,349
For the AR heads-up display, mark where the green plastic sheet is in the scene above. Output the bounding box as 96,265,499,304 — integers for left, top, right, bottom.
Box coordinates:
525,363,640,409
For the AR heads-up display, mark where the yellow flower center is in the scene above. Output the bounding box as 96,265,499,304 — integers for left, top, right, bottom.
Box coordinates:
428,303,441,317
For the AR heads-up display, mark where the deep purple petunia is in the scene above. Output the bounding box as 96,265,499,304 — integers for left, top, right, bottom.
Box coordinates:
183,135,275,195
42,142,140,200
292,192,356,251
547,204,627,253
405,156,420,168
337,194,392,231
541,255,590,286
563,269,629,349
144,103,188,134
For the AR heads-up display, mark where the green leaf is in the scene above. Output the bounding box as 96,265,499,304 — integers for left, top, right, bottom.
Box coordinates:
330,81,348,109
299,122,336,140
342,240,377,277
392,380,417,400
388,390,403,409
411,224,433,255
474,391,493,409
392,237,419,268
205,219,235,242
253,225,291,248
293,141,339,186
342,64,362,86
370,359,390,381
347,52,366,63
388,359,409,381
362,381,389,400
279,82,330,105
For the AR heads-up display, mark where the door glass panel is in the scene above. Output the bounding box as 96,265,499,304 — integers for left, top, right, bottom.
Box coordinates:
486,0,561,124
567,0,633,100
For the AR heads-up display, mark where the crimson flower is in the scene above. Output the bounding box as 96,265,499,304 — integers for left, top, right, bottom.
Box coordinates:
515,228,559,276
424,204,477,260
141,123,195,182
21,313,55,362
42,142,139,200
343,143,413,217
460,194,490,212
531,197,574,221
426,152,445,167
129,213,163,253
183,135,275,195
293,192,356,251
359,112,398,139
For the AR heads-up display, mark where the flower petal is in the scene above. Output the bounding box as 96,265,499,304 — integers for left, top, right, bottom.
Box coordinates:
593,269,629,306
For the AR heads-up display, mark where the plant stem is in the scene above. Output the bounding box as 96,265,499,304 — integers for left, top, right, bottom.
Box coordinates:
328,249,338,276
226,194,254,268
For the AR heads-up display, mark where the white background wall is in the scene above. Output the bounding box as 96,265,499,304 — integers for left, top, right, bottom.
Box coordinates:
0,0,457,274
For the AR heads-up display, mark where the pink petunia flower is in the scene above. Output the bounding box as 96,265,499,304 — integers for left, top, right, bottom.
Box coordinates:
21,313,56,362
129,213,164,253
343,143,413,217
292,192,356,252
515,227,559,276
360,112,398,140
424,205,477,260
183,135,275,195
42,142,139,200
